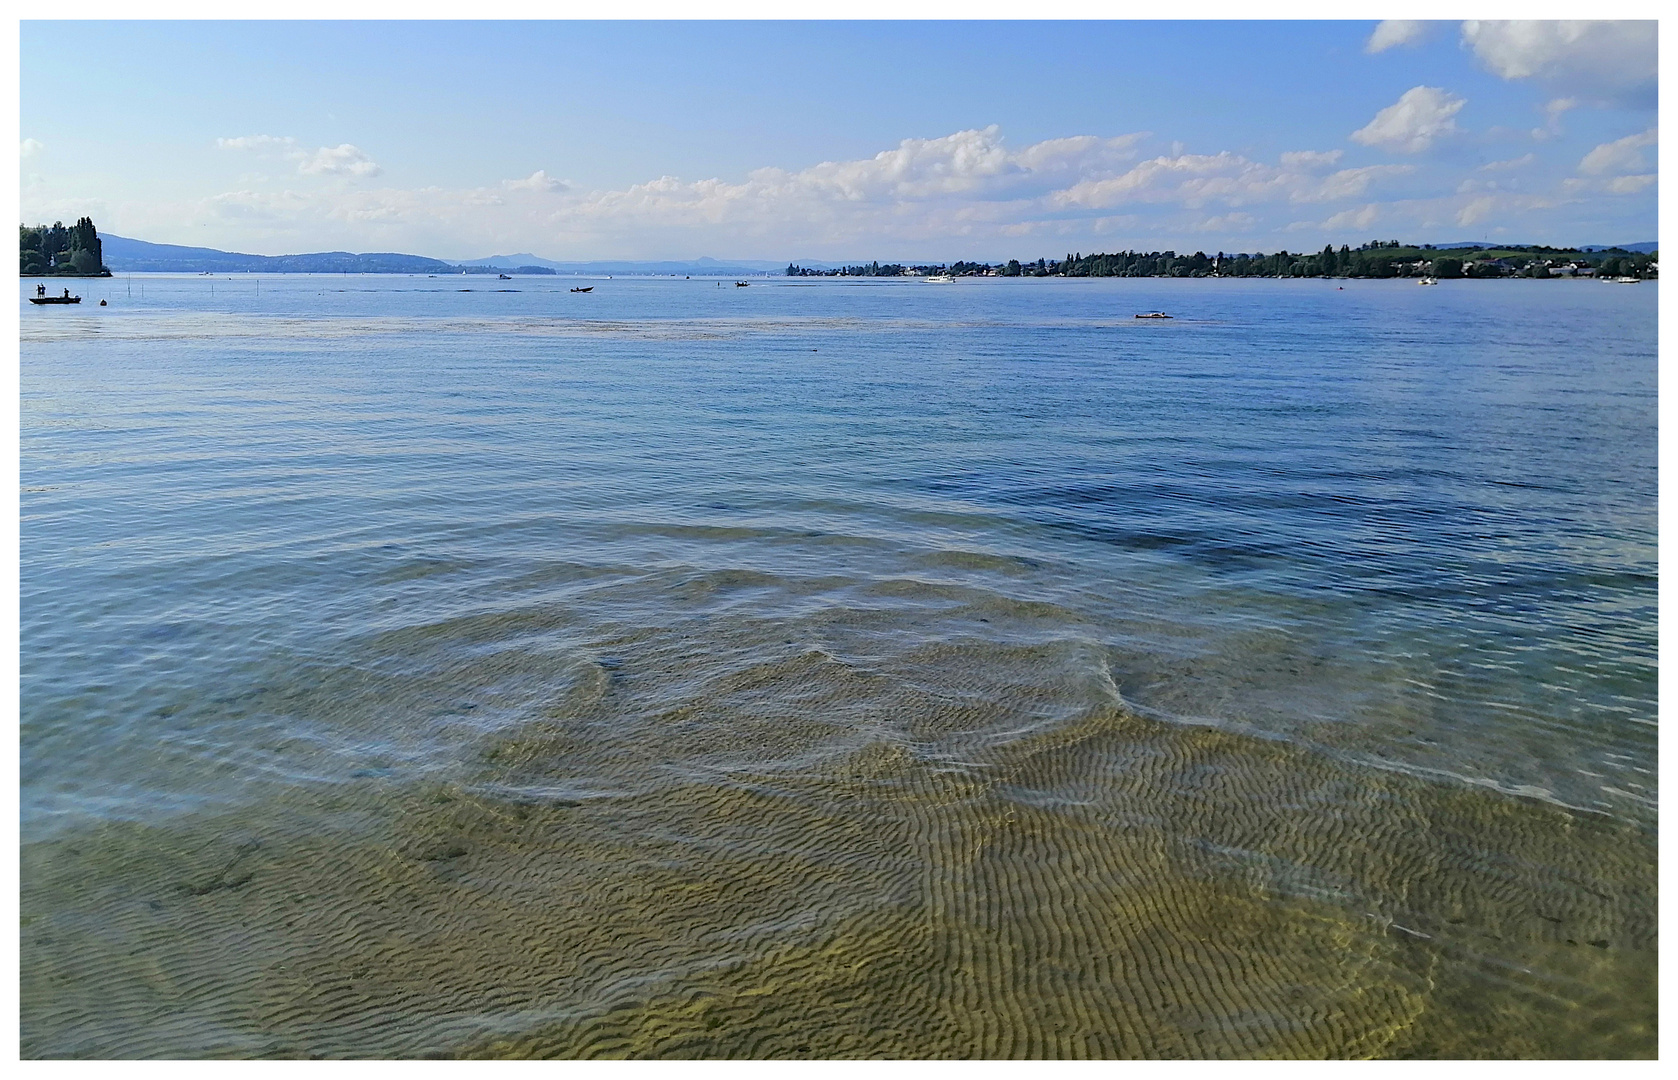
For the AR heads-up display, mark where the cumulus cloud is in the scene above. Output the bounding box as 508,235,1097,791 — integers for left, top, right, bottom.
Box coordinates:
162,122,1642,259
189,128,1433,258
1531,97,1579,140
1051,152,1410,212
1452,191,1559,227
1350,87,1467,153
1321,204,1382,231
1578,128,1657,175
1279,149,1343,170
21,137,44,158
1455,196,1498,227
219,135,381,178
1316,165,1415,200
298,144,381,177
504,170,568,192
1605,174,1656,195
1366,21,1431,54
1461,21,1656,106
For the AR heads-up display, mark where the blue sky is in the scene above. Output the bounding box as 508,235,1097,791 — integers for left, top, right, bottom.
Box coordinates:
19,20,1659,261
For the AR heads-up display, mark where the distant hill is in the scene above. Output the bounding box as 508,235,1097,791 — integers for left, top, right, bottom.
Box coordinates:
101,236,781,276
101,235,454,274
1436,240,1657,254
457,253,786,276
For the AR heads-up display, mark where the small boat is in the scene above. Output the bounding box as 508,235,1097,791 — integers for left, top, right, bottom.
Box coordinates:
925,273,954,283
570,286,593,293
1133,311,1172,319
498,273,512,280
29,295,81,305
735,281,749,287
1615,276,1641,283
1418,277,1438,285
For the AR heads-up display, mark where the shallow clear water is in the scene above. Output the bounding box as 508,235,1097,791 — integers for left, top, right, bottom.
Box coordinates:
21,274,1656,1058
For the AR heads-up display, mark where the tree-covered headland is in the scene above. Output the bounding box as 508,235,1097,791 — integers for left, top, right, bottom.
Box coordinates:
20,218,112,277
787,241,1657,280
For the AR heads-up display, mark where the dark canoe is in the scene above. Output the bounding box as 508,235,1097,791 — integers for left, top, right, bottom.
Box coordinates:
29,296,81,304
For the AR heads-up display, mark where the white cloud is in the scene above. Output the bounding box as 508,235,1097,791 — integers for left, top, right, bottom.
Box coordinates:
1316,165,1415,200
1051,152,1408,212
298,144,381,177
1578,128,1657,175
1322,204,1382,231
503,170,568,192
1350,87,1467,153
1366,21,1430,54
21,137,44,159
1453,191,1560,227
1191,212,1255,233
1456,196,1498,227
1279,149,1343,170
219,135,381,178
1460,21,1656,106
1531,97,1579,140
117,122,1642,260
217,135,298,152
1605,174,1656,195
1545,98,1578,121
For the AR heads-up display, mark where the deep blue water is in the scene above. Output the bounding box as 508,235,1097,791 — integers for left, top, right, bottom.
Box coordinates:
19,273,1658,1057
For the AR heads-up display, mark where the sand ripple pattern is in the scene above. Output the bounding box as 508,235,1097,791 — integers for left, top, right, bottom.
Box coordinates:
22,638,1655,1058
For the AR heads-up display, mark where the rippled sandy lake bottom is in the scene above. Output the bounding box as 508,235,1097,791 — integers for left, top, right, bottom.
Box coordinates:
21,275,1656,1057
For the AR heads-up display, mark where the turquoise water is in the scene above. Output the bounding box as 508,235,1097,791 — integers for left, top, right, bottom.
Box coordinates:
21,274,1657,1058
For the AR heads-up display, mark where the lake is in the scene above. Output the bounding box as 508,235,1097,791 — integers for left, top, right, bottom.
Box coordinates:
20,272,1657,1058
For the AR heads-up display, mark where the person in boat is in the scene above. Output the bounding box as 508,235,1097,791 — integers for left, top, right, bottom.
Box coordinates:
37,284,46,296
63,287,70,298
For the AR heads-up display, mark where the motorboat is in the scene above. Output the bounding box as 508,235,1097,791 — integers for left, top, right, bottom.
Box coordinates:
735,281,750,287
570,286,593,293
1418,277,1439,285
1615,276,1641,283
29,294,81,305
1133,311,1172,319
925,273,954,283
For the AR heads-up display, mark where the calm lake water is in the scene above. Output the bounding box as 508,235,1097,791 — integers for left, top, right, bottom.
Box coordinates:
20,273,1657,1058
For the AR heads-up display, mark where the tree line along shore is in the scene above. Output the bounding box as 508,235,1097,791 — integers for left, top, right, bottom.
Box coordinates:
20,218,111,277
788,241,1658,280
21,218,1655,282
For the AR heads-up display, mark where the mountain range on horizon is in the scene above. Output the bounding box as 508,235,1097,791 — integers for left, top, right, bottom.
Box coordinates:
94,233,1658,275
98,235,793,276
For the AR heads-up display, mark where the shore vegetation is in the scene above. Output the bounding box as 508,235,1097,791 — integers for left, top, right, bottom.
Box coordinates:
20,217,111,277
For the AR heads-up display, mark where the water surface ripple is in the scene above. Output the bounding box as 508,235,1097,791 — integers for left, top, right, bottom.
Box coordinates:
21,275,1656,1057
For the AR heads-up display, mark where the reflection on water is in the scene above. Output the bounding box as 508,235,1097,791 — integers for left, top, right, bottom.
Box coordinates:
20,275,1656,1057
